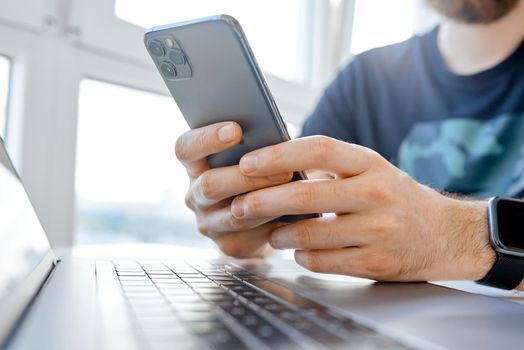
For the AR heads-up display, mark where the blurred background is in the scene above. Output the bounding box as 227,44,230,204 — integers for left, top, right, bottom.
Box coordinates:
0,0,438,248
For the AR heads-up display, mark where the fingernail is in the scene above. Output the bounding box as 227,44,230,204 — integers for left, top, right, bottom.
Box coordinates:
231,198,245,218
267,173,290,182
218,123,235,143
240,155,258,173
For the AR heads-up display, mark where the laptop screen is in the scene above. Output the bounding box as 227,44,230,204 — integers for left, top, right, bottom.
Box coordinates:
0,139,54,347
0,140,52,309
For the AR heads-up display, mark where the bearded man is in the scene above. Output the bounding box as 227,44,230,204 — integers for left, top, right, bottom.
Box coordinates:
175,1,524,290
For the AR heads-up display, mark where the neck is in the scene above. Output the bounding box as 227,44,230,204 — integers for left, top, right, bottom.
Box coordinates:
438,1,524,75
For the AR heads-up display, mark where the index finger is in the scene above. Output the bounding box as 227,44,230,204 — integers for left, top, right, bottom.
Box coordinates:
238,136,375,177
175,121,242,163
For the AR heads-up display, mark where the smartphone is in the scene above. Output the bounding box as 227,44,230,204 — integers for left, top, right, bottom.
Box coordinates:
144,15,319,221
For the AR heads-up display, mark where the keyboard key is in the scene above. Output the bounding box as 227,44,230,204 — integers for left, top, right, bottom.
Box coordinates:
215,299,241,309
185,282,217,289
229,306,247,317
199,328,245,349
185,321,224,334
156,284,192,290
128,299,169,308
251,296,274,305
135,314,180,329
171,303,215,312
165,295,202,304
241,314,260,326
147,339,202,350
159,288,194,296
131,306,175,318
176,311,221,323
153,280,185,286
120,280,154,287
117,271,146,276
256,324,275,339
140,325,193,340
118,276,150,281
263,303,287,313
175,273,203,278
125,292,163,300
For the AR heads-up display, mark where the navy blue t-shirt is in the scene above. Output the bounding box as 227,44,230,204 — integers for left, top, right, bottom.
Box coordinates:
301,26,524,199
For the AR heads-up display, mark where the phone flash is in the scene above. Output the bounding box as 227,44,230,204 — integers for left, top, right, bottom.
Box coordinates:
164,38,175,48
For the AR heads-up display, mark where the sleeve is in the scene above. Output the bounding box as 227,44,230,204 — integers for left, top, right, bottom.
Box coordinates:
299,61,359,143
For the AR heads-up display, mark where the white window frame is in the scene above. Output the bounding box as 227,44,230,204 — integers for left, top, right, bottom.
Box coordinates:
0,0,55,31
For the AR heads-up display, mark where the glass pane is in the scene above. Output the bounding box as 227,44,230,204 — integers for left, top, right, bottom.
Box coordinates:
75,79,213,248
115,0,307,82
351,0,414,55
0,56,10,140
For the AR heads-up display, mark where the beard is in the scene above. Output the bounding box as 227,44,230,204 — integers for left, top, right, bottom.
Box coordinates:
426,0,520,23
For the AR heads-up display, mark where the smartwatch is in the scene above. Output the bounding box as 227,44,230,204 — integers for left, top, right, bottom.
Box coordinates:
477,197,524,290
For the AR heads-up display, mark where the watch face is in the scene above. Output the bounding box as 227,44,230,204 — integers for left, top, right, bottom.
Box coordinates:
496,199,524,252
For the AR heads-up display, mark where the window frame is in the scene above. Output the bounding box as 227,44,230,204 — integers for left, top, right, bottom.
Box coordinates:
0,55,12,139
0,0,54,31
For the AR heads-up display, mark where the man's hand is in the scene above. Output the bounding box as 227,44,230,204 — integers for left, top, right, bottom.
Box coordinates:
230,135,496,282
175,122,292,258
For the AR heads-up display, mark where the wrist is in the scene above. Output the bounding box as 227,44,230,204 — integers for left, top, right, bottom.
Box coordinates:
441,198,496,281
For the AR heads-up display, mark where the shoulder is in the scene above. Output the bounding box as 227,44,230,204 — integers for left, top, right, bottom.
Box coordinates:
343,28,436,82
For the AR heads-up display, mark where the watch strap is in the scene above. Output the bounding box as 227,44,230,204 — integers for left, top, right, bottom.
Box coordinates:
477,252,524,290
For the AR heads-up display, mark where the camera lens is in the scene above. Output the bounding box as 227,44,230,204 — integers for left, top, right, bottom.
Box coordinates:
148,40,165,57
160,62,177,78
169,49,186,65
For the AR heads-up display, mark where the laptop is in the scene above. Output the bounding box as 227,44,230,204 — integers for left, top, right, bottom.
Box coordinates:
1,138,523,350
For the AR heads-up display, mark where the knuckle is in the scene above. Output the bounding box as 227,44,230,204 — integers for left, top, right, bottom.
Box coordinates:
198,172,216,200
222,213,244,230
245,194,262,216
184,190,195,210
312,136,334,159
364,252,389,275
265,145,284,165
292,185,315,210
239,173,258,190
363,179,392,203
187,161,207,179
174,137,188,161
197,221,211,236
370,218,393,240
196,129,209,152
300,252,322,273
367,149,387,168
293,223,313,248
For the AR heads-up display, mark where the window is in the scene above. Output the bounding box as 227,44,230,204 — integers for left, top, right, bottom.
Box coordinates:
114,0,308,83
75,79,212,247
350,0,414,55
0,56,9,140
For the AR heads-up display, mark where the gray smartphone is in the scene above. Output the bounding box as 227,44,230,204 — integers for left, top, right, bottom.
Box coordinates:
144,15,318,221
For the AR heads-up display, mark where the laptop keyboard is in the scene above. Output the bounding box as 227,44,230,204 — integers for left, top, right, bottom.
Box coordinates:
112,260,411,350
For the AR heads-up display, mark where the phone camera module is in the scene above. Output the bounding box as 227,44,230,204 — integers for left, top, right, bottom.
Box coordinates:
169,49,187,65
160,62,177,79
148,40,165,57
